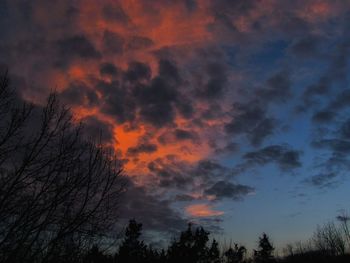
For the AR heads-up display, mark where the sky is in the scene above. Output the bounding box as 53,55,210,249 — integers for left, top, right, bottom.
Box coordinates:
1,0,350,250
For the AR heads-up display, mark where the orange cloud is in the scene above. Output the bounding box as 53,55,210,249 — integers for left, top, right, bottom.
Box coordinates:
185,203,224,218
9,0,349,194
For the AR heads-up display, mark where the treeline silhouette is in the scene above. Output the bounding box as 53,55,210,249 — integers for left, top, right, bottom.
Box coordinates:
83,218,350,263
1,71,350,263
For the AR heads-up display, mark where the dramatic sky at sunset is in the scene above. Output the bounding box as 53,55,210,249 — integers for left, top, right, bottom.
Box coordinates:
1,0,350,249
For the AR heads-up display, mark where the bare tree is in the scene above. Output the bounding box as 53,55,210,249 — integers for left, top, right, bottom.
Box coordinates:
337,211,350,251
0,73,125,262
312,221,346,256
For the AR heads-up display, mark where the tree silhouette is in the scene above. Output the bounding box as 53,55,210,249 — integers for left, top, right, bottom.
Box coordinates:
0,72,125,263
224,243,246,263
83,245,112,263
116,219,147,263
337,212,350,250
208,239,221,263
253,233,275,263
167,223,217,263
313,222,346,256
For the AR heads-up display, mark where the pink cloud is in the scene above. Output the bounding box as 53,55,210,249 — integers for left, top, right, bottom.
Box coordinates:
185,203,224,218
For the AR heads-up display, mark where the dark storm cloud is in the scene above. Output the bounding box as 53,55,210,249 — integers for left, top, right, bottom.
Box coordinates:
137,78,177,127
56,35,101,60
158,59,181,84
144,155,256,209
95,59,182,127
289,36,322,58
301,36,350,112
185,0,197,12
134,60,181,127
256,71,291,103
303,172,338,189
305,77,330,98
297,39,350,112
127,36,154,50
207,0,255,36
311,110,336,123
225,103,276,146
310,117,350,170
301,77,330,109
215,142,239,155
210,0,255,14
175,129,198,140
225,104,265,134
0,1,10,33
204,180,254,201
60,80,98,107
97,79,136,124
157,129,199,145
103,30,125,54
102,3,130,24
147,156,236,191
320,151,350,174
328,89,350,111
175,99,194,119
158,176,191,189
339,119,350,139
311,139,350,154
207,13,238,35
327,42,350,82
119,181,187,234
201,103,223,121
248,118,276,146
1,36,49,62
147,156,194,189
127,143,158,156
278,10,310,36
243,145,302,171
197,63,228,99
174,194,196,202
81,116,114,143
124,61,152,82
100,62,119,77
195,159,229,179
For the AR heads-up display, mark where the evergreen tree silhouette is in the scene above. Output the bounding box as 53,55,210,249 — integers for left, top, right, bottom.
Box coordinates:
208,239,221,263
167,223,212,263
253,233,275,263
84,245,111,263
224,243,246,263
116,219,147,263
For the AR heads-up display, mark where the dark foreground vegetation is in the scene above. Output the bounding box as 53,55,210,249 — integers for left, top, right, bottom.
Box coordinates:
0,72,124,262
86,218,350,263
0,71,350,263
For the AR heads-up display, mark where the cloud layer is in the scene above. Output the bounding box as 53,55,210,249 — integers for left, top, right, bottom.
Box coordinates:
2,0,350,240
